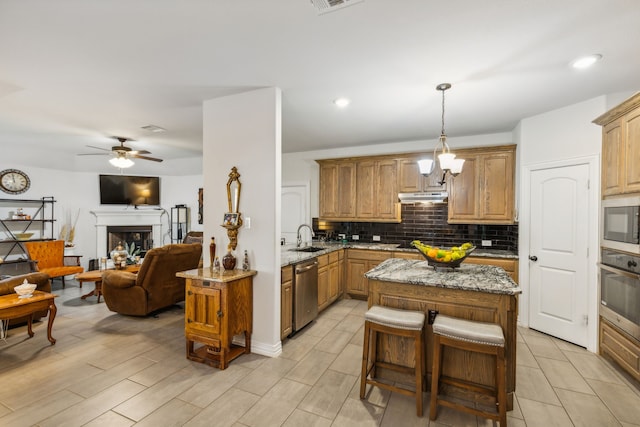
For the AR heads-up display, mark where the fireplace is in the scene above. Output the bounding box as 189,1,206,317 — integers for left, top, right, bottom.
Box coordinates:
107,225,153,256
91,209,165,258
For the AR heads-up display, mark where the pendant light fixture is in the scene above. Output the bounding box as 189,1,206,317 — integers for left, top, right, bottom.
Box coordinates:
417,83,464,185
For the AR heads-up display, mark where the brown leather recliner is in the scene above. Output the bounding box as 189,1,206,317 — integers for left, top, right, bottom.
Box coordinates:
0,272,51,324
101,243,202,316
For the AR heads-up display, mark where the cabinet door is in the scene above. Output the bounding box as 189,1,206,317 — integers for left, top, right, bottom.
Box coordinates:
447,155,479,221
186,283,222,337
481,151,514,221
398,157,423,192
602,120,623,196
337,162,356,218
319,162,339,218
328,260,340,303
356,160,376,218
281,267,293,339
318,264,329,310
376,159,399,219
424,160,447,191
624,109,640,193
346,258,368,296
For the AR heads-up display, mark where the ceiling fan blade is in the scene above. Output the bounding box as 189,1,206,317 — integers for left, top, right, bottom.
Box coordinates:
128,150,151,155
86,145,112,152
132,154,163,162
77,153,111,156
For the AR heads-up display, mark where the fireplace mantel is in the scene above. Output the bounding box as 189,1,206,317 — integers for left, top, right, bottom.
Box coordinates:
91,209,165,258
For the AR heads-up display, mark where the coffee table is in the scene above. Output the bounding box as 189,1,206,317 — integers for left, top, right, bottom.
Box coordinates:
0,291,57,344
78,265,141,303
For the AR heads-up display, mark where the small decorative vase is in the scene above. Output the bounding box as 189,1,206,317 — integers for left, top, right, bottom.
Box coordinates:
222,245,236,271
242,250,250,271
209,237,216,266
110,242,128,270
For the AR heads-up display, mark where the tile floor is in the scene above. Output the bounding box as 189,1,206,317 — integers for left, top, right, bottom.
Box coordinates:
1,280,640,426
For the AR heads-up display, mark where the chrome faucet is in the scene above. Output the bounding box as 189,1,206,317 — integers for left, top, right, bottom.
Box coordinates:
297,224,315,248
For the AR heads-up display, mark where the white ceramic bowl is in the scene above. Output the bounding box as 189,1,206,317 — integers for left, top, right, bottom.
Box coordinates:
14,283,37,297
14,232,34,241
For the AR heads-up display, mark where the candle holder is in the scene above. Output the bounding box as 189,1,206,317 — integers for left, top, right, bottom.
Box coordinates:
221,167,242,250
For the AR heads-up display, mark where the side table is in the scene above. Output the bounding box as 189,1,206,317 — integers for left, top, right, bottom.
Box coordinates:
0,291,57,344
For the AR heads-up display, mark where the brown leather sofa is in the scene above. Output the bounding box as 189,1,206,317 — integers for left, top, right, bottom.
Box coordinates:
101,243,202,316
0,272,51,324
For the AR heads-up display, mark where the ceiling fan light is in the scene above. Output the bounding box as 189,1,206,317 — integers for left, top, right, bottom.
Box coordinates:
418,158,434,176
109,156,135,168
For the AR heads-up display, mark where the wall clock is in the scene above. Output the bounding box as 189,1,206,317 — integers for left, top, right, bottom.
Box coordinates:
0,169,31,195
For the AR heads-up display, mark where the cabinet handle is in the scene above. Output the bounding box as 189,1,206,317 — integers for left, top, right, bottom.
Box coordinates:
217,310,223,318
187,318,192,323
187,290,192,296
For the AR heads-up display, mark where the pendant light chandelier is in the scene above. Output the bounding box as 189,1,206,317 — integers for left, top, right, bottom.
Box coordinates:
417,83,464,185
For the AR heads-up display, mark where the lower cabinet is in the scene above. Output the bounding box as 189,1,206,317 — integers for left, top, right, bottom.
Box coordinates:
600,317,640,382
345,249,391,298
318,251,342,312
281,265,293,340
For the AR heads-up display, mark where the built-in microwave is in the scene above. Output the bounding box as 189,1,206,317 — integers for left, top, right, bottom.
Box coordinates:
602,196,640,253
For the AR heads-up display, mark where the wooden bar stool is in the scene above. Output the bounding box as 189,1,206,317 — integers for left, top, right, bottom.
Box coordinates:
360,305,426,416
430,314,507,426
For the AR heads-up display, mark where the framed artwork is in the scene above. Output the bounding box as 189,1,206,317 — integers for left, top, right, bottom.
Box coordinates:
198,188,203,224
223,212,239,226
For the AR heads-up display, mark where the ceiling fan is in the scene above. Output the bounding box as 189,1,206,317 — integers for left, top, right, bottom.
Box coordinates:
79,137,163,167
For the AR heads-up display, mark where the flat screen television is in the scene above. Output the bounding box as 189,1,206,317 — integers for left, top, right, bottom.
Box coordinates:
99,175,160,206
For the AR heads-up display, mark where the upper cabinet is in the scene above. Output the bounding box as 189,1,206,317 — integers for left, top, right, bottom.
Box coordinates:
318,157,400,222
447,145,516,224
398,155,446,193
594,93,640,197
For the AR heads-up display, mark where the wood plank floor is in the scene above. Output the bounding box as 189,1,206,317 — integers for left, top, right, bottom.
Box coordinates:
1,279,639,426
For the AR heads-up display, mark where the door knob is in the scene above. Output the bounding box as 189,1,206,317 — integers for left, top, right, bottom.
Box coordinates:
529,255,538,261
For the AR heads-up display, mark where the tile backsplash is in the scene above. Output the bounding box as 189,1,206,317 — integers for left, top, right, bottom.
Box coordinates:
313,203,518,251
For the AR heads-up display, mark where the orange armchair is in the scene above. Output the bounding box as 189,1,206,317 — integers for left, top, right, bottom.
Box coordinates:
24,240,84,288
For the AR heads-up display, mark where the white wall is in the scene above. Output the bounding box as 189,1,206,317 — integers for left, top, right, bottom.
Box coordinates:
0,161,202,269
517,95,606,352
203,87,282,357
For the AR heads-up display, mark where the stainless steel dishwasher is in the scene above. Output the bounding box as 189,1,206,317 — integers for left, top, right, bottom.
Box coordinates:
292,258,319,333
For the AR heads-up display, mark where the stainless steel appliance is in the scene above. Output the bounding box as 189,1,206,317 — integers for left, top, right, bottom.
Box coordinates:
293,259,318,333
602,196,640,253
600,248,640,341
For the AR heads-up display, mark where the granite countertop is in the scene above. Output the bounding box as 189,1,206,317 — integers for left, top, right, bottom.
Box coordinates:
280,241,518,267
364,258,521,295
177,268,257,283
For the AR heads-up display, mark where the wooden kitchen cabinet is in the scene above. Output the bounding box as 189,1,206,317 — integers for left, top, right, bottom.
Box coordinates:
281,266,293,339
345,249,391,298
181,269,256,370
356,159,400,221
318,160,356,220
318,251,343,311
600,317,640,382
594,93,640,196
466,256,519,283
398,155,446,193
447,145,516,224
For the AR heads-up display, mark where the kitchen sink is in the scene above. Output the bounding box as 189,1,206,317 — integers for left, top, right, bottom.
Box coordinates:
291,246,325,253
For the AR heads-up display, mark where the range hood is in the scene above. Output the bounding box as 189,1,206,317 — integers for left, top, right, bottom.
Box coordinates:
398,191,448,203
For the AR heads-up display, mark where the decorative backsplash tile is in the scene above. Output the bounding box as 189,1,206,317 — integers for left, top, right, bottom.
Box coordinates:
313,203,518,251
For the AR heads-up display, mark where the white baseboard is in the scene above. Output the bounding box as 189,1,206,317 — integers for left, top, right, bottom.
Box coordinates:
233,336,282,358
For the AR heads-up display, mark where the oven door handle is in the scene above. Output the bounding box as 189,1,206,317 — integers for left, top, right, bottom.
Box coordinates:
599,263,640,280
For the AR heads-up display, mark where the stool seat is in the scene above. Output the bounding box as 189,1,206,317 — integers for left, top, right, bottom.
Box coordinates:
360,305,426,416
365,305,425,330
432,315,504,346
430,315,507,426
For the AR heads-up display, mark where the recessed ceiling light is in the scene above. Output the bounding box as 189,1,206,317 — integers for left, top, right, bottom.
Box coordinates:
334,98,351,108
571,54,602,70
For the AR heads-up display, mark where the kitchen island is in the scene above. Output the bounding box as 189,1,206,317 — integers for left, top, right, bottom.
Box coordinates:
364,258,521,409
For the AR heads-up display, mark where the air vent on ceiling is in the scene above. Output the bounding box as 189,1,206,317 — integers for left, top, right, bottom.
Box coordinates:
310,0,364,15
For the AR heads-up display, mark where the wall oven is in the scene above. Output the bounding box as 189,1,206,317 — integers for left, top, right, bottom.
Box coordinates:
600,248,640,341
602,196,640,253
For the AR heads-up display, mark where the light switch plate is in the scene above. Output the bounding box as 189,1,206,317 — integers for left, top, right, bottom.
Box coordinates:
245,217,251,229
352,235,360,240
373,235,381,241
481,239,492,247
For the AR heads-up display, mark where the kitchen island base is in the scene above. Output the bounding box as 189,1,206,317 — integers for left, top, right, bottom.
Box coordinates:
367,262,518,411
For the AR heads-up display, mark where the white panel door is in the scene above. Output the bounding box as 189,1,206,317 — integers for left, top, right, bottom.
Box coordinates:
529,164,590,346
281,184,310,245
